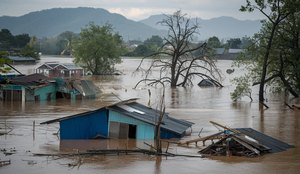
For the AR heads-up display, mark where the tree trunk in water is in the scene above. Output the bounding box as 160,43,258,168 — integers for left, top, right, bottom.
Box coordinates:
155,125,162,154
170,65,177,87
259,24,277,103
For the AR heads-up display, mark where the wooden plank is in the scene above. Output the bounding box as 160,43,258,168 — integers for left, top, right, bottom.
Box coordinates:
209,121,240,134
181,132,224,145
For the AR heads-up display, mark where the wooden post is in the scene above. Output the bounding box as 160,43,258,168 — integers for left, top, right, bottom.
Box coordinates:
33,120,35,132
33,120,35,140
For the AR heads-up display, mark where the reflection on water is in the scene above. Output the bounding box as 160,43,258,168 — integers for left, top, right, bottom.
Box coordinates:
1,56,300,174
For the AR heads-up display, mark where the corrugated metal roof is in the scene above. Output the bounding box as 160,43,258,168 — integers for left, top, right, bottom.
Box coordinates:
214,48,225,55
236,128,294,153
108,102,194,135
36,63,82,70
72,80,98,97
9,73,49,86
61,63,83,70
228,49,244,53
8,56,36,62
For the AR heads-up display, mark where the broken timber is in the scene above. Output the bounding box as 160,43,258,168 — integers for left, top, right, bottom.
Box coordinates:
196,121,294,157
180,132,225,146
0,160,11,167
33,149,202,158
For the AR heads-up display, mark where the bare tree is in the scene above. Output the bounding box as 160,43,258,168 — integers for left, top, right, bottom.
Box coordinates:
134,11,222,88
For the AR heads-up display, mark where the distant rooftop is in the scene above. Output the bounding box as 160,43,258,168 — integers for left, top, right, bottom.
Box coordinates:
8,56,36,62
36,62,83,70
214,48,225,55
228,49,244,54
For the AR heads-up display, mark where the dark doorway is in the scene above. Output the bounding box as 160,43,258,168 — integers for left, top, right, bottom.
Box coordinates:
34,95,40,101
109,122,137,139
128,124,137,139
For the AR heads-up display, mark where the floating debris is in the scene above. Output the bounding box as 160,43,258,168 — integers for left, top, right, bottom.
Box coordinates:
0,160,11,167
183,121,294,157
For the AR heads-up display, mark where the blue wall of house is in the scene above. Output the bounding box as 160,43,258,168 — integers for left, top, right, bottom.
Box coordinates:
108,110,155,139
60,109,108,139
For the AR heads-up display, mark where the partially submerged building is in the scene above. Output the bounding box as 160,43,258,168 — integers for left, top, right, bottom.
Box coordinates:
41,99,194,140
0,74,98,102
198,79,223,88
36,62,84,78
198,128,294,157
213,48,244,60
56,79,98,99
0,73,56,101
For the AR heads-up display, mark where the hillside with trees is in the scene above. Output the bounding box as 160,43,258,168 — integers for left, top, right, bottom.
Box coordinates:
0,28,39,59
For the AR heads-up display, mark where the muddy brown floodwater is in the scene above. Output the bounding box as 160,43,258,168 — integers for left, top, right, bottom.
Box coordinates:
1,56,300,174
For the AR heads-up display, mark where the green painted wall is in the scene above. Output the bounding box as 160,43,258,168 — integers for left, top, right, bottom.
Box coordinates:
2,85,23,90
34,83,56,101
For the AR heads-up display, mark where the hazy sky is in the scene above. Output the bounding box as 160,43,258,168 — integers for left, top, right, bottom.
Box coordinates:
0,0,264,21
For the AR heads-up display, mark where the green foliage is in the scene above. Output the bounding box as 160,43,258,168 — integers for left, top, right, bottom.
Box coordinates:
37,31,78,55
0,51,11,73
13,34,30,48
0,29,31,50
56,31,77,55
230,75,253,102
20,45,40,60
144,35,163,48
233,0,300,102
240,36,253,49
0,29,13,50
0,29,39,60
207,36,221,48
73,23,124,75
127,45,154,57
226,38,242,49
126,35,163,57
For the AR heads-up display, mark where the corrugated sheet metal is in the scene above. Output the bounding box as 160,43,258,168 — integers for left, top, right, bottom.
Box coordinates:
108,102,193,136
10,73,49,86
236,128,294,153
61,63,83,70
9,56,36,62
80,80,97,97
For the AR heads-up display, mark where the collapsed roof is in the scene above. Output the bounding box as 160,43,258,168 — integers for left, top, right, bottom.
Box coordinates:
198,122,294,157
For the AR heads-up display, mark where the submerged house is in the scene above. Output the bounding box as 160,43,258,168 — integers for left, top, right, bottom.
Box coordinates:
213,48,244,60
198,79,223,88
0,73,56,101
198,127,294,157
56,79,98,99
35,62,84,78
42,99,193,140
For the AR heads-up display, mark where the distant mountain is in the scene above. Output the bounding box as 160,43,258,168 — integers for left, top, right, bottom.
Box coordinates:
140,15,262,40
0,7,164,40
0,8,262,41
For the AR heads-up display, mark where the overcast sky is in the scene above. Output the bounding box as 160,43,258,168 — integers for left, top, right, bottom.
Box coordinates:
0,0,264,21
